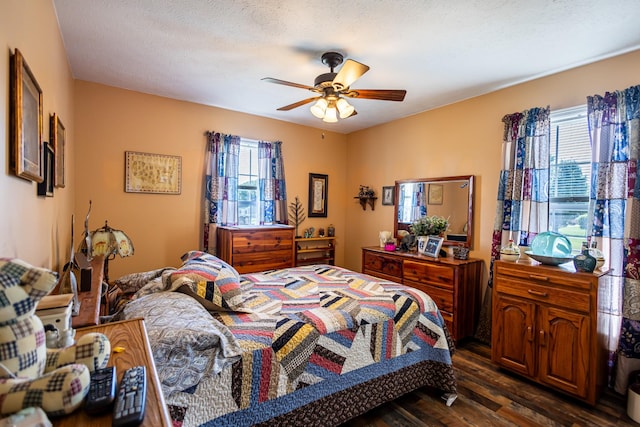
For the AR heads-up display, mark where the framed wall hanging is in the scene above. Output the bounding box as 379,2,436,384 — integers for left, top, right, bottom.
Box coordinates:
51,113,66,188
428,183,443,205
37,142,54,197
125,151,182,194
308,173,328,217
382,186,395,206
11,48,43,182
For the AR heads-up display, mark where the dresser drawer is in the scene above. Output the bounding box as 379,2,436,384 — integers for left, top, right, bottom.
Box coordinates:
405,280,454,313
403,260,454,290
495,262,591,291
494,276,590,313
362,252,402,279
231,230,293,253
232,249,293,273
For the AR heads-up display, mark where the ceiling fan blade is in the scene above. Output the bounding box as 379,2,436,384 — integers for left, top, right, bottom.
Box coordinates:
346,89,407,102
262,77,316,91
277,97,321,111
332,59,370,90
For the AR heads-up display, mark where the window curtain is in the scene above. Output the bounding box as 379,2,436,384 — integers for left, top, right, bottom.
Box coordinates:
258,140,288,224
203,131,240,253
587,85,640,394
475,106,550,343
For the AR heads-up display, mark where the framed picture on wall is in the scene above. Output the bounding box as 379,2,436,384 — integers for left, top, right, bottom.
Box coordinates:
125,151,182,194
308,173,328,217
428,184,443,205
37,142,54,197
51,113,66,188
10,49,43,182
382,186,395,205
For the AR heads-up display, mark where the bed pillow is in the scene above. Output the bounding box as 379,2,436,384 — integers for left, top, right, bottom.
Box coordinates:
122,291,242,396
165,251,246,311
113,267,174,294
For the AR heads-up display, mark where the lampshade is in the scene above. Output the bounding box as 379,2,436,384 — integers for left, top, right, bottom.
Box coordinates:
310,98,328,118
90,221,134,259
336,98,355,118
323,103,338,123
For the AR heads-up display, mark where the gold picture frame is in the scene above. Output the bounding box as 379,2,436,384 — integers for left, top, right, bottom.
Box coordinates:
11,49,43,182
125,151,182,194
51,113,66,188
428,184,443,205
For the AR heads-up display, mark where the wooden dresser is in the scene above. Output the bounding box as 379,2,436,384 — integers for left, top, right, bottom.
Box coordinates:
216,225,295,273
361,247,483,342
52,318,171,426
491,260,609,405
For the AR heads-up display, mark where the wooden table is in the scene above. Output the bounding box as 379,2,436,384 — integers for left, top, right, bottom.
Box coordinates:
52,318,171,426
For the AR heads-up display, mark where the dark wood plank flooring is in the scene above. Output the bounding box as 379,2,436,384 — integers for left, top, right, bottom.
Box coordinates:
342,340,637,426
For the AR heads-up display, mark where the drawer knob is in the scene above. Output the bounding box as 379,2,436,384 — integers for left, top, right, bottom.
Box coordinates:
527,289,548,298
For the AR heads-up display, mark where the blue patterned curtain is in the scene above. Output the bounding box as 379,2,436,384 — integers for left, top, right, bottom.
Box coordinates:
258,140,288,224
475,106,550,343
587,86,640,393
203,131,240,252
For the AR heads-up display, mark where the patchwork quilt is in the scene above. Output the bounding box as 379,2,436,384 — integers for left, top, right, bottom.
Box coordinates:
120,262,457,427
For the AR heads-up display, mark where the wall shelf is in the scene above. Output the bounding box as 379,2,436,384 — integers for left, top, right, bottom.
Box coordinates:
354,196,377,211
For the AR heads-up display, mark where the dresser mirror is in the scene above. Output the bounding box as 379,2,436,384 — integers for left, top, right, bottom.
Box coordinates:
394,175,474,248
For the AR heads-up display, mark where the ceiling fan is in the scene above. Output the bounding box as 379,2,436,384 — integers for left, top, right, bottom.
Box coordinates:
262,52,407,123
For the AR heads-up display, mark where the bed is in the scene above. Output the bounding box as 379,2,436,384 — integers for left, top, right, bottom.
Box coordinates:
107,251,457,426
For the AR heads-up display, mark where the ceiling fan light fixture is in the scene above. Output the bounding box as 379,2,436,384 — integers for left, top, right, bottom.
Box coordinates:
336,98,355,119
310,98,328,118
323,104,338,123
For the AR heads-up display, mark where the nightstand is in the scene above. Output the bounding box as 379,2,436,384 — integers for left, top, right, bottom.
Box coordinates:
51,318,171,426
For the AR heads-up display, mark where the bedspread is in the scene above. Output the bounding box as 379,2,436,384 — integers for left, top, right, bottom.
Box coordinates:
122,263,456,427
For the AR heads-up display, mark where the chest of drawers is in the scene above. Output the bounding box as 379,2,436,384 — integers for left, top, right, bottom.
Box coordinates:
362,247,482,342
216,225,295,273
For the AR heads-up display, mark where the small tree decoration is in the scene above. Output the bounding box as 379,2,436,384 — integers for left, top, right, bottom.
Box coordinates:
288,196,306,237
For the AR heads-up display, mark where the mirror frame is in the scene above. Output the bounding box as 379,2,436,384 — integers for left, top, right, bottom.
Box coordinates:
394,175,474,248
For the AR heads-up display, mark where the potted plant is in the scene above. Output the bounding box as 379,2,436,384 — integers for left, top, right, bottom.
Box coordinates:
410,215,449,237
411,215,449,254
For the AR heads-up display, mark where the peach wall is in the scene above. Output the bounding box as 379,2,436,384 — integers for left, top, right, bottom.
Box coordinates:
345,49,640,290
0,0,75,269
74,81,348,279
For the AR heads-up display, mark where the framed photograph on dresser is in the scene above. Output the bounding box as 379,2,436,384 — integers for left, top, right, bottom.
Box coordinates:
423,236,444,258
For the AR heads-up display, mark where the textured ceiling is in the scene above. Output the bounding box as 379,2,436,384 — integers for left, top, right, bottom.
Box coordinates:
53,0,640,134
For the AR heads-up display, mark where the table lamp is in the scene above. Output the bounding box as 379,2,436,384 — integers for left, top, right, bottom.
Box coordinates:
89,221,134,284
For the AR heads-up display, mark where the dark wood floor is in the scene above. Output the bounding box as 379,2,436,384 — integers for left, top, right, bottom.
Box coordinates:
343,340,637,426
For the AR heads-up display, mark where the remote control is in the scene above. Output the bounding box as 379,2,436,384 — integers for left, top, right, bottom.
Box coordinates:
112,365,146,427
85,366,117,414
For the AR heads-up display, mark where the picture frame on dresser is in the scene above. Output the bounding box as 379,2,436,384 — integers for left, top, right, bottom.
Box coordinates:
10,48,43,182
423,236,444,258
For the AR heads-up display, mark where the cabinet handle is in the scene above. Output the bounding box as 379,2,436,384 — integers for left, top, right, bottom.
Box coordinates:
527,289,548,298
528,274,549,281
539,330,546,346
527,326,533,342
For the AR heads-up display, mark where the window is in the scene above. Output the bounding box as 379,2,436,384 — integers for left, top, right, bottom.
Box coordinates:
549,106,591,252
237,139,259,225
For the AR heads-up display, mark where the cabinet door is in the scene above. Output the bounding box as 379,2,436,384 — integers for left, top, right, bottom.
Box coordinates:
492,295,536,377
538,306,590,398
